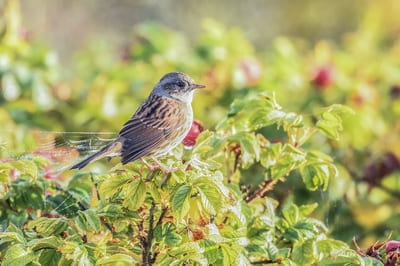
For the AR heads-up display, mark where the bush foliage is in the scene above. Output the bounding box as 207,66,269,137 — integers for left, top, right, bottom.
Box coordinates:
1,0,400,265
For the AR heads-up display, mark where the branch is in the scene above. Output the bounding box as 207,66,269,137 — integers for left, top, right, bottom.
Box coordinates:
246,179,277,203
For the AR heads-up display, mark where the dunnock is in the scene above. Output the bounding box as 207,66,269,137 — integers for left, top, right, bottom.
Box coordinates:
71,72,205,175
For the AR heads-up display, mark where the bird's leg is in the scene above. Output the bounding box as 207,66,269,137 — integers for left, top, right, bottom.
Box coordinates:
150,156,180,185
140,158,159,180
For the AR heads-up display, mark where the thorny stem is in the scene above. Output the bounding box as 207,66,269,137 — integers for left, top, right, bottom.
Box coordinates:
152,206,168,263
246,179,277,203
142,201,156,265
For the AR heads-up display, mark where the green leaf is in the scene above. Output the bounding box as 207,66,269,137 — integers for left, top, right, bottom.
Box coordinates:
99,173,132,199
267,242,279,261
197,182,222,215
299,203,318,216
164,229,182,247
76,211,89,231
39,249,62,266
0,224,26,244
199,240,219,264
98,204,125,218
29,236,64,250
282,204,299,225
84,209,101,232
96,254,137,265
316,104,354,140
229,132,260,169
27,218,68,237
220,243,241,266
0,160,38,180
122,178,146,211
171,184,192,219
292,239,316,265
301,163,336,191
2,244,36,266
192,131,214,155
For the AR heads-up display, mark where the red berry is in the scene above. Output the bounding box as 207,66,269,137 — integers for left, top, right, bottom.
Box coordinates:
386,240,400,253
182,120,204,147
238,58,263,86
312,65,334,89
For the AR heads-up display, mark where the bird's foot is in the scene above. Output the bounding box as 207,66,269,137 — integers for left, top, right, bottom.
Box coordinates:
150,157,179,185
141,157,178,184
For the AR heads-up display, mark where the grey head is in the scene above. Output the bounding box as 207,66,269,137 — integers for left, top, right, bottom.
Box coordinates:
152,72,205,103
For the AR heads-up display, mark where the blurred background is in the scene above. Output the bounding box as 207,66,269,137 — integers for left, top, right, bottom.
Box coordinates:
1,0,400,247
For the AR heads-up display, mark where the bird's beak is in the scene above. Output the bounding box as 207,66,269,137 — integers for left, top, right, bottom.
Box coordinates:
192,83,206,89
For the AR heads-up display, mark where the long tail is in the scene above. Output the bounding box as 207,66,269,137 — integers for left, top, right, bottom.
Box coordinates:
71,140,123,170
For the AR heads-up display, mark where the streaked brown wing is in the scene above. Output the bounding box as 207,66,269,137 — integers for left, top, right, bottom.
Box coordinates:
118,94,184,164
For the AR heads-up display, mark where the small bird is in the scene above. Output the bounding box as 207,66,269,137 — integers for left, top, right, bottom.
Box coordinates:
71,72,205,175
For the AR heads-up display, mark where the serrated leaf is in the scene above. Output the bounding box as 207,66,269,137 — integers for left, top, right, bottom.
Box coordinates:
99,173,132,199
29,236,64,250
199,240,219,264
0,160,38,180
122,178,146,211
98,204,125,218
39,249,62,266
2,244,35,266
282,204,299,225
192,131,214,155
96,254,137,265
76,211,88,231
301,163,336,191
171,184,192,219
267,242,279,261
292,240,316,265
0,224,25,244
164,230,182,247
229,132,260,169
316,105,353,140
299,203,318,216
197,182,222,215
220,243,241,266
27,218,68,237
84,209,101,232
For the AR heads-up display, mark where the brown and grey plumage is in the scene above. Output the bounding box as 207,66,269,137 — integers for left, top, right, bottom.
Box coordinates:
71,72,205,170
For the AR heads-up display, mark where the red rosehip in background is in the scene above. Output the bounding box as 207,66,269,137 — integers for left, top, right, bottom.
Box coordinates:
390,85,400,100
238,58,263,86
312,64,335,90
386,240,400,253
182,120,204,147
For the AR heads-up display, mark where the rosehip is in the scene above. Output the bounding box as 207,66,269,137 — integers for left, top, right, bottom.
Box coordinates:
386,240,400,253
312,65,334,89
182,120,203,147
390,85,400,100
238,58,263,86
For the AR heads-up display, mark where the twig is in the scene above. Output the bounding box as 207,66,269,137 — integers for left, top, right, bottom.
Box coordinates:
245,179,277,203
250,259,274,264
349,169,400,200
90,172,101,201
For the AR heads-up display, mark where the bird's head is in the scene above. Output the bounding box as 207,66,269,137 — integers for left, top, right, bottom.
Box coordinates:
153,72,205,103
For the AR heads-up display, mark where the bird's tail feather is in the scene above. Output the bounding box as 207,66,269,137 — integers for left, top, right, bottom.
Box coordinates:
71,140,123,170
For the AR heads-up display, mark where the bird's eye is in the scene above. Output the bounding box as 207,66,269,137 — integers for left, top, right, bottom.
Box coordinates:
177,81,185,87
